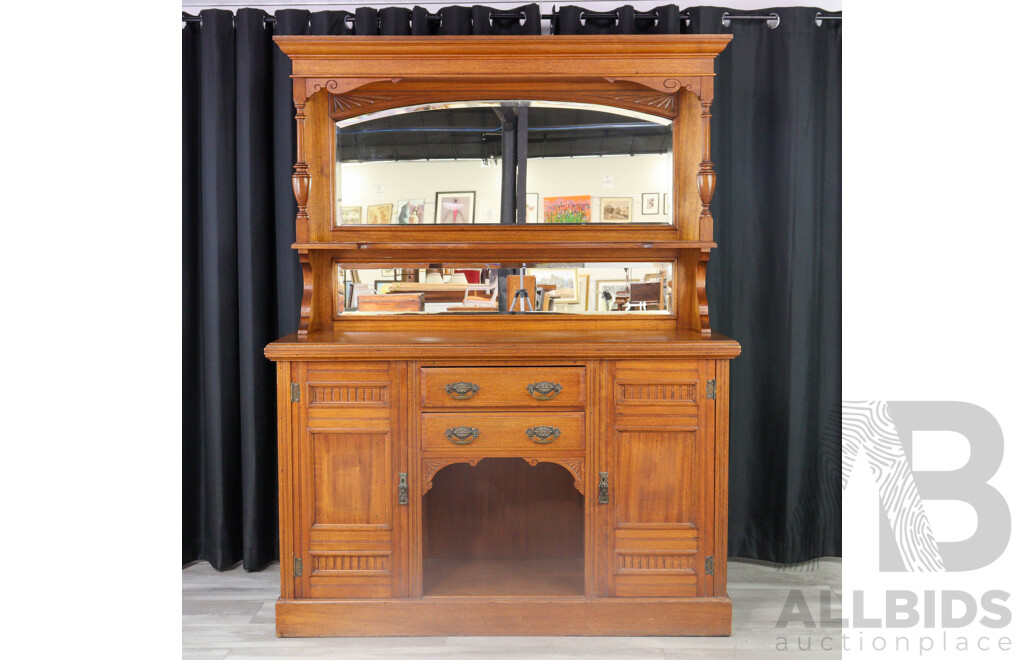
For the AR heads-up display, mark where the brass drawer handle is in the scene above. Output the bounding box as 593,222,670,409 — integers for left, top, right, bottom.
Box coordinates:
526,426,561,444
527,381,563,400
445,382,480,399
446,426,479,444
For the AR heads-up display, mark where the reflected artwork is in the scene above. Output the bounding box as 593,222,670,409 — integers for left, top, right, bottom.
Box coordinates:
435,192,475,224
641,193,659,215
367,203,393,225
543,196,591,224
338,205,362,225
395,199,425,224
600,198,632,223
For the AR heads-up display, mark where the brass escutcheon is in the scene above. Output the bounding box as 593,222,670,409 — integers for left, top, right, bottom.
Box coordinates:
397,472,408,505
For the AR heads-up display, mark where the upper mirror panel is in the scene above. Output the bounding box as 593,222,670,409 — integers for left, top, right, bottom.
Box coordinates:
523,103,672,225
334,101,672,226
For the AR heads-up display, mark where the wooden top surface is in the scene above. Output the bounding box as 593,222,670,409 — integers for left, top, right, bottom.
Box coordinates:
265,328,740,361
274,35,731,98
274,34,733,57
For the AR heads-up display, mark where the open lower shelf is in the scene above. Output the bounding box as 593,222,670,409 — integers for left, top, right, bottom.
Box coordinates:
423,558,585,598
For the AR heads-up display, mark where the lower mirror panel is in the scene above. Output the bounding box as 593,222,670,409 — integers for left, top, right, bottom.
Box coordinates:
336,261,673,315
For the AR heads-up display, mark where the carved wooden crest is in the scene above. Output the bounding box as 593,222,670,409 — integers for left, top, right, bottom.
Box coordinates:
589,90,676,112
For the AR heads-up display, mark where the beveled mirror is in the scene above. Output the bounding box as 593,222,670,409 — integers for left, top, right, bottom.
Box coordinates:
335,261,674,316
335,101,673,226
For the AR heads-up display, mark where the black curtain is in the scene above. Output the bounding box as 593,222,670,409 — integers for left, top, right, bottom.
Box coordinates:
183,5,842,570
690,6,842,563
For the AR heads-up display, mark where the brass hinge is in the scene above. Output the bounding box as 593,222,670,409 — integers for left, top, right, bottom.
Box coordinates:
706,379,717,400
290,382,300,403
293,557,303,577
705,555,715,576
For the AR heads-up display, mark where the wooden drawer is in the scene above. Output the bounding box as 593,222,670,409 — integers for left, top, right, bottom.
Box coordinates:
420,367,585,409
421,412,584,451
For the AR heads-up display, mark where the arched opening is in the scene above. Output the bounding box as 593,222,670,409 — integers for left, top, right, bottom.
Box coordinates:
423,458,584,597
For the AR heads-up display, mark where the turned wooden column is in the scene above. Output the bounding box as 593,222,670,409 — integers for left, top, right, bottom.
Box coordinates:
696,92,716,243
292,101,313,335
292,102,310,244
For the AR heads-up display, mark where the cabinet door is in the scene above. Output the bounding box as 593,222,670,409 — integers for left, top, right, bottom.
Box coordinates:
603,360,715,598
294,361,407,598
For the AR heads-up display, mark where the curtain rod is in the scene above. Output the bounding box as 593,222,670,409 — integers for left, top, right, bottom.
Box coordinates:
721,12,779,29
182,8,842,29
180,8,681,24
815,11,841,27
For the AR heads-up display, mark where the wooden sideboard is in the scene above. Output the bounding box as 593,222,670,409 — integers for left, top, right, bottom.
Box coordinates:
266,35,738,637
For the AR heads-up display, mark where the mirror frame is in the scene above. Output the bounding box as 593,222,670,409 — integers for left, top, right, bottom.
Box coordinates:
274,35,731,334
322,86,698,246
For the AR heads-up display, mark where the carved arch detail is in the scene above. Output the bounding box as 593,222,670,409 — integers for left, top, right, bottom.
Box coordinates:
316,77,710,108
323,75,716,122
585,90,676,113
421,456,584,495
603,75,713,106
304,77,402,100
422,457,481,495
328,92,417,121
327,90,681,123
331,93,397,115
522,457,584,495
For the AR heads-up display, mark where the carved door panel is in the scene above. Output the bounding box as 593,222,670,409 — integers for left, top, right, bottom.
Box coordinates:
603,359,715,597
294,361,408,598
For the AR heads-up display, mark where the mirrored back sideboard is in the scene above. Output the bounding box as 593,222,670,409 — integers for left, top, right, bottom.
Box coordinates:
265,35,740,637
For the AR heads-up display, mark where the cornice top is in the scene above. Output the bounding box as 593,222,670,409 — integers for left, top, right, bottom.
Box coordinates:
274,34,733,59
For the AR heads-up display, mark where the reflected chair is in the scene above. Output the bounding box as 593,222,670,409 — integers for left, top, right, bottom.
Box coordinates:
623,281,662,311
447,275,499,311
350,283,373,309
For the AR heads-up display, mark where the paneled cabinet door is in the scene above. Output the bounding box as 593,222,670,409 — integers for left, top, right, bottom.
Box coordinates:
293,361,408,598
603,359,715,598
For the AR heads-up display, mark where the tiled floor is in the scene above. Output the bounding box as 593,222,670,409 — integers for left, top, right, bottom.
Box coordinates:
183,557,842,659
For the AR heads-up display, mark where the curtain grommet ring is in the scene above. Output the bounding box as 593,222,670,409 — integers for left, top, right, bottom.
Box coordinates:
722,11,780,30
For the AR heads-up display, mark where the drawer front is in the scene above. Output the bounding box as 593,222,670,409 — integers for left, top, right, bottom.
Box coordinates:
421,412,584,451
421,367,585,409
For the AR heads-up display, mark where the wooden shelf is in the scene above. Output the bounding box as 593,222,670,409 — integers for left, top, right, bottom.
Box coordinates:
423,558,585,598
267,328,741,360
292,242,358,250
292,241,716,251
